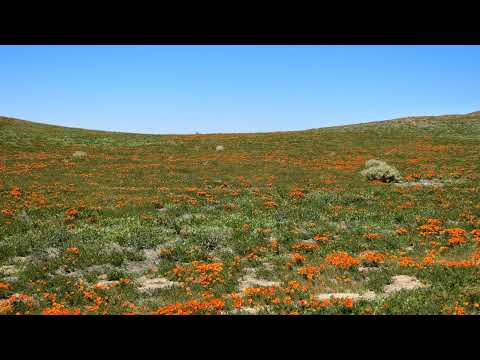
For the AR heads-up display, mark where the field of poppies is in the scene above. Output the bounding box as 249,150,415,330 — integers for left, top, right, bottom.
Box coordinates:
1,112,480,315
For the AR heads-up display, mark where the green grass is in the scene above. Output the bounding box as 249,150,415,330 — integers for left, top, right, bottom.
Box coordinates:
1,112,480,315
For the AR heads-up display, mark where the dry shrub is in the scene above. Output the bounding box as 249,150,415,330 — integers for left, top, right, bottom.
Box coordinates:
72,151,88,159
361,159,401,183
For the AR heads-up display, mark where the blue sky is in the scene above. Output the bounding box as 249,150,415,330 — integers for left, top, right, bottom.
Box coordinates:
0,45,479,134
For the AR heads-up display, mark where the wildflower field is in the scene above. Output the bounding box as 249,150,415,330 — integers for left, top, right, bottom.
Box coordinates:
1,112,480,315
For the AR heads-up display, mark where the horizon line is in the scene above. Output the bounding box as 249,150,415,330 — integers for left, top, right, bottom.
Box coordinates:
1,110,479,137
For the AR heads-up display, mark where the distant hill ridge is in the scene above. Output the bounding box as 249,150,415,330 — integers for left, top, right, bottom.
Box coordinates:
0,110,479,136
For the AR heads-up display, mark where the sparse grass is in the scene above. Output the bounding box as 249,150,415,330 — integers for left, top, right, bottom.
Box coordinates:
1,112,480,315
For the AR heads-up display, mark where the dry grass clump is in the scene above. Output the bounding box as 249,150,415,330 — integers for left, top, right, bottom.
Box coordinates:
72,151,88,159
215,145,224,152
360,159,401,183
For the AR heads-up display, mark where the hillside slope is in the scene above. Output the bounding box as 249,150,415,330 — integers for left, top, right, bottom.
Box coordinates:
1,112,480,315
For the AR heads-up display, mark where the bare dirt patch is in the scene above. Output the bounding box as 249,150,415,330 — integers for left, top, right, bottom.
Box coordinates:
315,291,377,301
383,275,428,294
137,276,181,294
238,267,281,292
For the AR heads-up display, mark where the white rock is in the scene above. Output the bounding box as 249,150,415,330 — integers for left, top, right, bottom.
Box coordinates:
315,291,377,301
72,151,88,159
238,274,281,292
0,265,19,276
95,280,120,287
137,276,180,294
358,266,380,273
383,275,427,294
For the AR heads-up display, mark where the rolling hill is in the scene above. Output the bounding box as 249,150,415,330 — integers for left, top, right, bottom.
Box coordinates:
1,112,480,315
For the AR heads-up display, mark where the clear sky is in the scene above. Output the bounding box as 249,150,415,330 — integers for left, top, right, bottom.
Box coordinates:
0,45,479,134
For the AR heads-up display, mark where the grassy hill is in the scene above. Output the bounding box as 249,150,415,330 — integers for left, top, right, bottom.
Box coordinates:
1,112,480,315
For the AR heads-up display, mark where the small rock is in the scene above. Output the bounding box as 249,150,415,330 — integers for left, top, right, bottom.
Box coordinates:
0,265,19,276
395,179,444,188
358,266,380,273
383,275,427,294
262,262,275,271
125,261,157,276
104,242,126,255
11,256,30,264
361,291,377,300
16,210,32,224
84,264,115,274
315,291,377,301
44,247,60,259
300,239,317,245
143,247,164,261
54,267,83,278
238,275,281,292
97,274,108,280
72,151,88,159
177,213,194,221
95,280,120,287
237,306,269,315
137,276,180,294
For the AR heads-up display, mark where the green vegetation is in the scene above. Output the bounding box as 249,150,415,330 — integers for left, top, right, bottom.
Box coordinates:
1,112,480,315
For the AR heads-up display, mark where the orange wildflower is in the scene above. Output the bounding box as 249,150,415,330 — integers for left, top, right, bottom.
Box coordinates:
269,238,278,249
422,250,437,265
42,303,81,315
65,208,79,217
359,250,385,263
65,247,80,255
471,229,480,240
0,282,10,290
282,296,293,305
313,234,329,242
290,252,305,263
1,209,13,217
10,187,21,198
297,265,322,280
398,256,417,267
441,260,476,268
0,299,13,314
264,200,278,209
289,187,305,199
243,287,278,297
298,299,308,306
448,237,467,245
287,280,301,290
445,228,466,237
341,298,354,309
291,242,319,251
230,293,244,309
325,251,360,269
395,227,408,235
364,233,383,240
453,305,465,315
